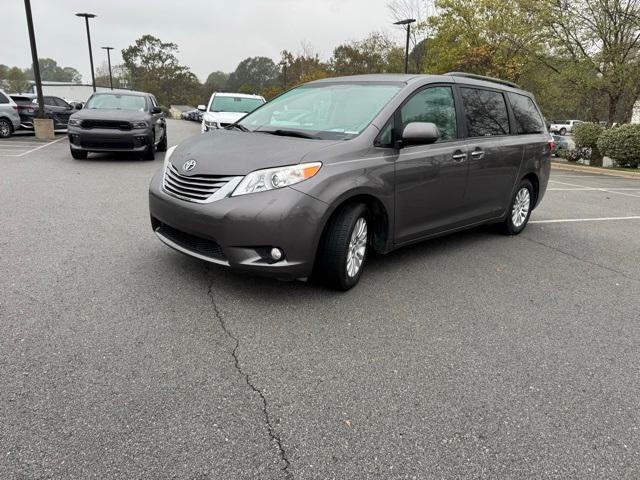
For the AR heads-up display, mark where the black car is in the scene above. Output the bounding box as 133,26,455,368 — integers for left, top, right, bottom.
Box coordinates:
10,94,79,130
67,90,167,160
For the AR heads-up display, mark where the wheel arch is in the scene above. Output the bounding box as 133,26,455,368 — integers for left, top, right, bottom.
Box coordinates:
520,171,540,208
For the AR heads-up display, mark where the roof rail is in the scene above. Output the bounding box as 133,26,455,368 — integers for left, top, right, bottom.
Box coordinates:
444,72,520,89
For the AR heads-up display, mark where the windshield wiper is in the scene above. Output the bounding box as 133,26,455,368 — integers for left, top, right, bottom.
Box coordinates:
225,123,249,132
254,128,318,139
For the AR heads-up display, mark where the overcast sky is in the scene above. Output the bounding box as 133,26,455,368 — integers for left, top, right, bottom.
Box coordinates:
4,0,403,82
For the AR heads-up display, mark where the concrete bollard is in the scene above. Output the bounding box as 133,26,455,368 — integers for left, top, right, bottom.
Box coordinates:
33,118,55,141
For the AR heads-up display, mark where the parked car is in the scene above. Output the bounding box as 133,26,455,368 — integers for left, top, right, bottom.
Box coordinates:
549,119,583,135
181,108,203,122
200,92,265,132
67,90,167,160
9,94,78,130
551,134,571,156
0,89,21,138
149,73,551,290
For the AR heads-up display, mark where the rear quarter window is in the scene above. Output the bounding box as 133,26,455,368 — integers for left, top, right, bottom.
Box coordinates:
0,93,9,104
460,87,510,137
507,93,544,134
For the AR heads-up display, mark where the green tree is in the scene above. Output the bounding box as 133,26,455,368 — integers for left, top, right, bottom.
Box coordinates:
226,57,279,94
330,33,404,75
4,67,28,93
121,35,202,106
203,71,229,95
24,58,81,82
545,0,640,123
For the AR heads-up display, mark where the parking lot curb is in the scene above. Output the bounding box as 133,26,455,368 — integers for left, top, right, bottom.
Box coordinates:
551,161,640,179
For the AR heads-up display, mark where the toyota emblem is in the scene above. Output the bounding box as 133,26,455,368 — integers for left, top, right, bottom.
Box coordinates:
182,159,197,172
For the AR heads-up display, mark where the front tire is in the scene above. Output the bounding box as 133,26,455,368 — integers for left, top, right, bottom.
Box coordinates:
143,134,156,160
157,129,167,152
316,203,369,291
501,179,534,235
70,147,87,160
0,118,12,138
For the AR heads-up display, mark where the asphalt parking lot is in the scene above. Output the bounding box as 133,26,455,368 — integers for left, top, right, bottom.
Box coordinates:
1,120,639,479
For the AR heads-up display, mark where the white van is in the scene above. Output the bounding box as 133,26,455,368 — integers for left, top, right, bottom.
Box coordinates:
199,92,265,133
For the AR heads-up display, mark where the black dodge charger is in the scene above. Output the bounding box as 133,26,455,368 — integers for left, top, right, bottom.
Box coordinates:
68,90,167,160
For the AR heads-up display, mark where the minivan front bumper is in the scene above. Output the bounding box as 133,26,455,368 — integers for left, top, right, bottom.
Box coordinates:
148,169,329,280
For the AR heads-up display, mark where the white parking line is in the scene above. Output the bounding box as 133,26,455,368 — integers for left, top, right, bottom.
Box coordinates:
549,180,640,198
0,137,66,157
548,187,640,191
531,216,640,224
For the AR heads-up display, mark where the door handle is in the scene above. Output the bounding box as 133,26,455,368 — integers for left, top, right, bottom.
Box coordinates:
471,150,484,159
452,152,467,161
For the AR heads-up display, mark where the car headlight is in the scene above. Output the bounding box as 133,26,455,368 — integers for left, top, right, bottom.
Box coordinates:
131,121,148,128
68,118,81,127
163,145,177,169
232,162,322,196
205,120,218,128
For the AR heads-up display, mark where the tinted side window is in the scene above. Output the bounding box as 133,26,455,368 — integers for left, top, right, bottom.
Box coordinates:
0,93,8,104
460,88,509,137
54,97,69,108
376,119,395,147
508,93,544,134
43,97,56,106
400,86,457,141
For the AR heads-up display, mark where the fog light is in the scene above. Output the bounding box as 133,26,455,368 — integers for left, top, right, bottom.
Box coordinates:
270,247,283,261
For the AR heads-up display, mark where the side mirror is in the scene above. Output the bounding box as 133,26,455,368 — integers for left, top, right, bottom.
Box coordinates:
152,106,162,114
400,122,440,147
75,103,83,110
197,104,206,112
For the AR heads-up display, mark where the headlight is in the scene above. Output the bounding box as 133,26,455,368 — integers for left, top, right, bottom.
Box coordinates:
163,145,177,169
131,121,148,128
68,118,81,127
232,162,322,196
205,120,218,128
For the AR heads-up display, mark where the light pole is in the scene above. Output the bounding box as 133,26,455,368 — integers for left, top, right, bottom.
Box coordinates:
394,18,416,74
76,13,97,92
23,0,44,118
102,46,114,89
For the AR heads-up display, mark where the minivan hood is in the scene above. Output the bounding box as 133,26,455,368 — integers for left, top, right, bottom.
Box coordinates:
169,130,339,176
203,111,246,123
72,109,149,121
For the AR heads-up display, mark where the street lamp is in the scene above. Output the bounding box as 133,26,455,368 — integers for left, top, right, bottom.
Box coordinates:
101,46,114,90
394,18,416,74
76,13,97,92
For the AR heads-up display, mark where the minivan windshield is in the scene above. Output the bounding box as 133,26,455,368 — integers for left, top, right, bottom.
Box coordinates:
85,94,148,111
238,83,402,140
210,96,264,113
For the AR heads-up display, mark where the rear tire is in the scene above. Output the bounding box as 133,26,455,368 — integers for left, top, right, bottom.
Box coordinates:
70,147,87,160
500,179,534,235
316,203,369,291
0,118,12,138
559,127,567,135
143,134,156,160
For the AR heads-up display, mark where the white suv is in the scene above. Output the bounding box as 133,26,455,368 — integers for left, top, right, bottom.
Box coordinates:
549,119,583,135
200,92,265,133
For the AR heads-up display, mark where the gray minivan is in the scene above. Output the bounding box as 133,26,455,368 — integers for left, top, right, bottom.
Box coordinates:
149,73,551,290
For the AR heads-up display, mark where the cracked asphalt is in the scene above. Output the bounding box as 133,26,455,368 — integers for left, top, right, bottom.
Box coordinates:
1,120,639,479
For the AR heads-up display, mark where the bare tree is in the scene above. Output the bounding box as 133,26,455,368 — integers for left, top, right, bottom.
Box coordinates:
388,0,436,72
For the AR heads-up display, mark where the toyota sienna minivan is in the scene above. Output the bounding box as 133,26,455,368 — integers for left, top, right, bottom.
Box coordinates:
149,73,551,290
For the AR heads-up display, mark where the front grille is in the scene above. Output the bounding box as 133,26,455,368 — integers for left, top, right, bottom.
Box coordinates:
81,119,132,130
80,139,134,149
163,163,236,203
156,223,225,260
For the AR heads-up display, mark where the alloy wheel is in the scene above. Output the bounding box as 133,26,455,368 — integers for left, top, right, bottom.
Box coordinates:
346,217,367,278
511,187,531,228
